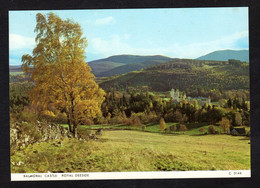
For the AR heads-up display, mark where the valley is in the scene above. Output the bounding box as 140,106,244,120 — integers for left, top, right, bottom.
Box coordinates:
10,50,250,173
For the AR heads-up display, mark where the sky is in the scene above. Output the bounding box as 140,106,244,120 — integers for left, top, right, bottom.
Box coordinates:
9,7,249,65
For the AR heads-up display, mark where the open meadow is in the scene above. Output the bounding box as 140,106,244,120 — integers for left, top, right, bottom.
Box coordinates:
11,129,250,173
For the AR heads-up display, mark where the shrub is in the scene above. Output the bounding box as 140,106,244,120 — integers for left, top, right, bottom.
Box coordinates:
84,118,94,126
97,116,108,124
106,112,111,123
123,118,133,126
234,112,242,126
20,107,38,123
132,116,142,127
179,124,188,132
110,111,127,124
55,112,67,124
219,117,230,133
147,111,159,123
170,125,177,132
128,113,142,127
246,130,250,137
139,112,149,124
159,118,166,131
40,110,56,122
199,128,205,134
19,121,41,141
165,127,170,133
77,126,91,140
10,113,19,126
207,125,217,134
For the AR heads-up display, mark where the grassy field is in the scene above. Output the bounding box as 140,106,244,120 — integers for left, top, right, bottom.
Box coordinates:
9,72,24,76
11,129,250,173
59,122,221,135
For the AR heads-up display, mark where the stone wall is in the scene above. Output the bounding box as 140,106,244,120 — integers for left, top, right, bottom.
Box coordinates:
10,121,73,151
36,121,73,141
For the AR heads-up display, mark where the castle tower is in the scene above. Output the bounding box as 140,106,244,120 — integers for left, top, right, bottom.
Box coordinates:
171,89,175,99
176,89,179,102
208,96,211,104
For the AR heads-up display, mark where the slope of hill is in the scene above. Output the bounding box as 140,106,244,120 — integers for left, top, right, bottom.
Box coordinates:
88,55,173,76
99,59,249,92
87,61,125,75
196,50,249,62
97,59,175,77
103,54,173,64
9,55,173,76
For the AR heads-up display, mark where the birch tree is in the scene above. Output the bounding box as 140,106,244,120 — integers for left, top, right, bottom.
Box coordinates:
22,13,105,137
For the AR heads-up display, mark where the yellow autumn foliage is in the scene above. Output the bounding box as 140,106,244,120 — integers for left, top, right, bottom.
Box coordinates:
22,13,105,137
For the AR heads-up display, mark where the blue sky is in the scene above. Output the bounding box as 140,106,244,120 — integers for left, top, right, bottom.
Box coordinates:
9,8,249,65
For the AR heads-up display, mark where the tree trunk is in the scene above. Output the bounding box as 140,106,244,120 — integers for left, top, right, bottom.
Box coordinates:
72,124,78,138
66,112,73,133
70,93,77,137
68,121,73,133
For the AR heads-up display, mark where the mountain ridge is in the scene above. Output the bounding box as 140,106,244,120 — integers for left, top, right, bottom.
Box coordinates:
9,50,249,77
87,54,173,76
196,49,249,62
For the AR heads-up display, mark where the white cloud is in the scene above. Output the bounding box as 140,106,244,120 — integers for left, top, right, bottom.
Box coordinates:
90,35,134,57
88,30,249,59
176,30,249,58
9,34,35,50
91,34,175,58
124,34,130,39
94,16,116,25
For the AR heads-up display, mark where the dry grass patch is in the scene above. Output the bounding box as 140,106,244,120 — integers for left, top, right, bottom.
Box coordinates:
11,130,250,173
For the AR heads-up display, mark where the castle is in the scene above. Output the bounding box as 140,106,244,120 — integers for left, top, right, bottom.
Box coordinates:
170,89,186,102
170,88,211,105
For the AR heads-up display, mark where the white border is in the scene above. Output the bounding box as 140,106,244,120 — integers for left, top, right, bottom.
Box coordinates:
11,170,251,181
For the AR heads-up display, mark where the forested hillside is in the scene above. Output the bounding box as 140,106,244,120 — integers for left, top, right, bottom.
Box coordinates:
97,60,172,77
99,59,249,92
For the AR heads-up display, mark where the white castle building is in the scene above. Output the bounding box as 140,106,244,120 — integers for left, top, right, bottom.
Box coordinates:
196,96,211,105
170,88,211,105
170,89,186,102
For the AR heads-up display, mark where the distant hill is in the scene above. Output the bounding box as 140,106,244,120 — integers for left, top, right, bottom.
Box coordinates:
99,59,249,92
196,50,249,62
9,55,173,76
97,59,177,77
87,60,124,75
102,54,173,64
9,65,22,72
87,55,173,76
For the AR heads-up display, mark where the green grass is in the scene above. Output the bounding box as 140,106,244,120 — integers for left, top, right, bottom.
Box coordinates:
59,122,222,135
9,72,24,76
59,123,134,130
11,128,250,173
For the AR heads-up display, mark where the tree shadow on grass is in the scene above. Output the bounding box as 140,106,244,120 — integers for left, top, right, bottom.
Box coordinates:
189,134,209,136
96,138,110,143
239,137,250,140
101,129,183,136
159,132,181,136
